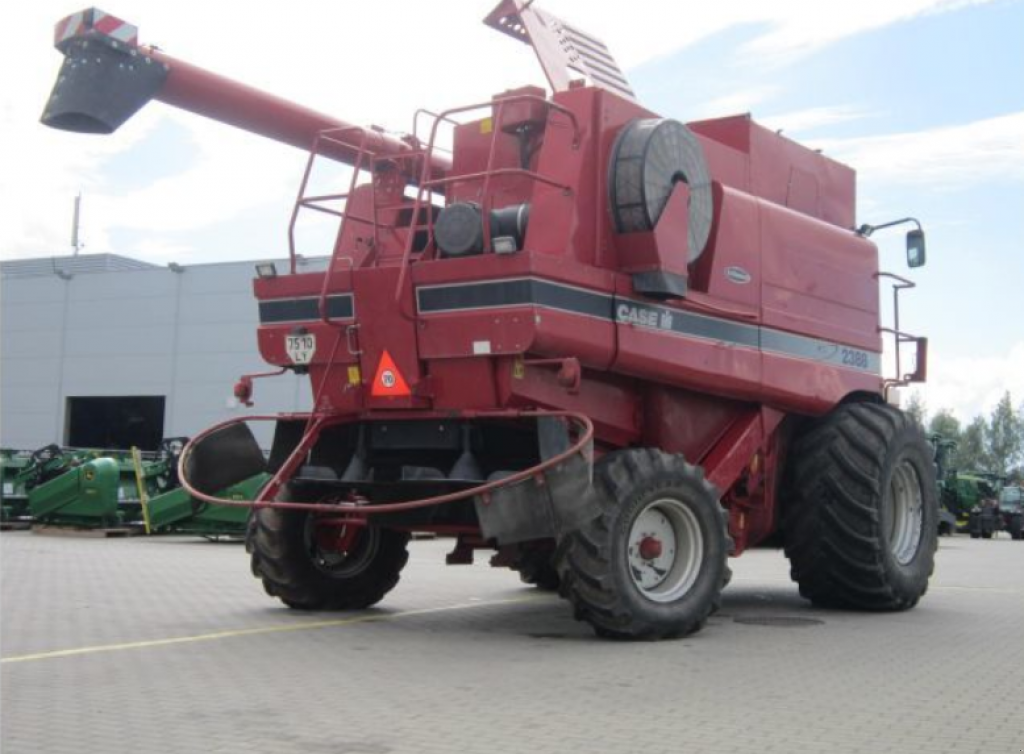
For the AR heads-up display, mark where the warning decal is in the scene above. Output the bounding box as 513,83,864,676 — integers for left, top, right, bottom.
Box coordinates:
370,350,411,397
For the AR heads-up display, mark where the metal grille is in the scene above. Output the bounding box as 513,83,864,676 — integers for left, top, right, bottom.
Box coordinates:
485,0,637,102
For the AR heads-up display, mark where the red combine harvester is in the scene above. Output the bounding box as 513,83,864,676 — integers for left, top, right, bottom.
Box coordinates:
42,3,936,639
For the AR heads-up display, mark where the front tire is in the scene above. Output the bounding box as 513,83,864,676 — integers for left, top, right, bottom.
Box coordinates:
784,402,938,610
557,449,731,640
252,491,410,610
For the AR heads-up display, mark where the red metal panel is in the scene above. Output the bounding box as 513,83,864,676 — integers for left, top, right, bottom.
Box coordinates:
689,183,761,307
689,114,856,229
693,136,750,194
429,359,498,410
760,352,881,415
749,122,855,229
641,386,748,462
703,408,771,494
416,310,538,359
760,200,881,352
613,320,763,403
353,267,424,411
496,360,640,446
531,308,616,370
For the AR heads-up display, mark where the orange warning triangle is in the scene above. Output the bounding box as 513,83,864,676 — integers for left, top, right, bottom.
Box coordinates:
370,350,411,397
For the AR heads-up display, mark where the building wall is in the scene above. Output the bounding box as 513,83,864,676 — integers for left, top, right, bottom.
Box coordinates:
1,259,318,450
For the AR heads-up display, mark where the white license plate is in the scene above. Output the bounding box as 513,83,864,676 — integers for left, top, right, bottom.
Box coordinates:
285,333,317,365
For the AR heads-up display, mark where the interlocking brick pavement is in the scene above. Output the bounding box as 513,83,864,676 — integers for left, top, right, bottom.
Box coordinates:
2,531,1023,754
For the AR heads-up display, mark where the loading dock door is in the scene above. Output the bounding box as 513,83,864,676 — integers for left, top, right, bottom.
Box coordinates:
65,396,166,451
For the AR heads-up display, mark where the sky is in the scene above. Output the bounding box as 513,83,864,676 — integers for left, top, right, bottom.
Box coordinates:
1,0,1022,423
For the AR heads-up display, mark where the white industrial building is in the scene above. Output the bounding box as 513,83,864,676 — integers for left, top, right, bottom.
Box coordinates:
0,253,323,451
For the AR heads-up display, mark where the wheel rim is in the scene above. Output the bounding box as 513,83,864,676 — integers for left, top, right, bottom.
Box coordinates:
627,497,703,603
886,459,924,565
304,517,379,578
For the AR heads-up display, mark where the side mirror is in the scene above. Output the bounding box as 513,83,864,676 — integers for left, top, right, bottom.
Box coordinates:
907,229,926,268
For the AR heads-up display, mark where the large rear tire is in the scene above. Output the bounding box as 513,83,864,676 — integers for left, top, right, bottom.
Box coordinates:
252,490,410,610
557,449,731,640
784,402,938,610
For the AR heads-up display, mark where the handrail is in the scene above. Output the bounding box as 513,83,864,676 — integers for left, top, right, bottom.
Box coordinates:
875,271,926,391
393,94,582,313
288,94,582,323
177,410,594,514
314,127,374,327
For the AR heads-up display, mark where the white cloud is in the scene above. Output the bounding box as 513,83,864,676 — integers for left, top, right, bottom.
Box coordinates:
691,87,780,120
816,112,1024,188
739,0,996,62
759,105,874,135
87,113,297,233
564,0,997,67
902,341,1024,423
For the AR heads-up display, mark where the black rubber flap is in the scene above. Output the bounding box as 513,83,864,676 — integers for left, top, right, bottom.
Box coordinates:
631,270,688,300
185,423,266,495
41,38,168,134
475,447,598,545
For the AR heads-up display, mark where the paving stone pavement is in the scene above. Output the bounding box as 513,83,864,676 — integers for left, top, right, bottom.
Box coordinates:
2,531,1023,754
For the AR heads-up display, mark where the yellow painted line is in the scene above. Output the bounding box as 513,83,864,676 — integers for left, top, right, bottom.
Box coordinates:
1,596,540,665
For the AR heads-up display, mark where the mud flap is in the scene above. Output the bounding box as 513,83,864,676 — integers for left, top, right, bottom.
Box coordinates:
185,423,266,495
474,446,599,545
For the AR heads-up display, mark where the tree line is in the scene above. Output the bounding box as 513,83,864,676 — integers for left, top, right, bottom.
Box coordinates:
904,391,1024,482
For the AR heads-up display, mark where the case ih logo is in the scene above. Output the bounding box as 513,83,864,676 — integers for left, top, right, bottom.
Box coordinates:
616,303,674,331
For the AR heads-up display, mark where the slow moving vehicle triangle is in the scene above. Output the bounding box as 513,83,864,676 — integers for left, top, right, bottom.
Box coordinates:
370,350,411,397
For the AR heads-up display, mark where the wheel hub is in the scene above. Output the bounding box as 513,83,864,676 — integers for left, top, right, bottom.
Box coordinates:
627,498,703,603
639,536,663,560
305,517,378,577
314,524,360,555
886,459,924,566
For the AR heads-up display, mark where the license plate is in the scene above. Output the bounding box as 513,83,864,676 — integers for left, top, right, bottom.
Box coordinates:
285,333,316,365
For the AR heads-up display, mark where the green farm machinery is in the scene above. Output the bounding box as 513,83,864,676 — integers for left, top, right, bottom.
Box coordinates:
9,440,262,537
930,435,1003,535
968,485,1024,540
24,441,181,528
1,449,35,525
146,473,269,539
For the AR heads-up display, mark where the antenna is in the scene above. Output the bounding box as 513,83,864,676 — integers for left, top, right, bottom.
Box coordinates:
71,193,83,255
